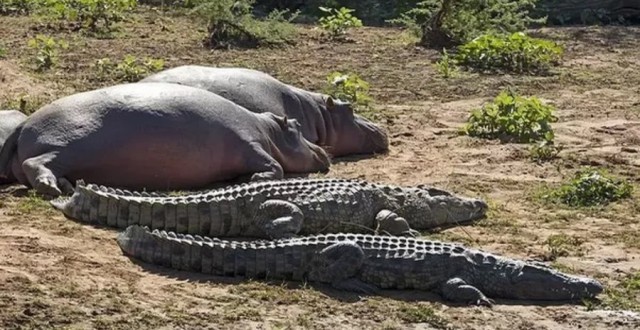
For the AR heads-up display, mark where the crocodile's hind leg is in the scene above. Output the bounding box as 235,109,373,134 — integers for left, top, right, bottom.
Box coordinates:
254,200,304,238
21,152,73,197
441,278,494,307
375,210,419,237
308,241,378,294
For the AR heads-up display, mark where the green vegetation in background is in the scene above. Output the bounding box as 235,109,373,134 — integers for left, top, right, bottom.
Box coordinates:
189,0,299,49
318,6,362,40
456,32,563,74
95,55,165,82
324,72,372,111
463,89,557,143
543,169,633,207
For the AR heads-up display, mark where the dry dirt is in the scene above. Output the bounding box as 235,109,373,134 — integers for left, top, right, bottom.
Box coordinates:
1,6,640,330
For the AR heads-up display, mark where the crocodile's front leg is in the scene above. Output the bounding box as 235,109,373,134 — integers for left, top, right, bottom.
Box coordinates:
308,241,378,294
375,210,419,237
441,278,494,307
254,200,304,238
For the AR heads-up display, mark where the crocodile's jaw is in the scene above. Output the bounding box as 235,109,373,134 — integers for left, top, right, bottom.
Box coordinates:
476,262,603,301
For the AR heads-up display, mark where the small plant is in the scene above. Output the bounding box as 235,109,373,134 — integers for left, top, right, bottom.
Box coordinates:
318,6,362,40
463,90,557,143
191,0,298,49
544,169,633,207
529,138,562,163
544,234,584,261
396,303,449,328
324,71,372,111
0,44,6,58
27,34,68,71
434,48,458,78
602,272,640,311
456,32,564,74
95,55,164,82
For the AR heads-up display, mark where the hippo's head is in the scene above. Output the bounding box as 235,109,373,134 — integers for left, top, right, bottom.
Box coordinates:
323,98,388,157
0,110,27,184
268,114,331,174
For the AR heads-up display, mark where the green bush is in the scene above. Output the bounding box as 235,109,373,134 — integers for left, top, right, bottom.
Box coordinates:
318,6,363,39
0,0,43,15
463,90,557,143
456,32,563,74
95,55,165,82
39,0,136,33
191,0,299,49
544,169,633,207
391,0,545,47
324,71,372,111
28,34,68,71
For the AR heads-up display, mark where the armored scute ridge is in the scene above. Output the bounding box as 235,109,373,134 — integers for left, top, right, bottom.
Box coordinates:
117,225,604,305
51,178,488,239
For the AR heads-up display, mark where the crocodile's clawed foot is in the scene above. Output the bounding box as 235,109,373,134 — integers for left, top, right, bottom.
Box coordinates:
333,278,379,295
401,229,421,238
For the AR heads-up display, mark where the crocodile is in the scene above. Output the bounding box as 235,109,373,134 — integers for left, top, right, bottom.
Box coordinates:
51,178,488,239
117,225,604,305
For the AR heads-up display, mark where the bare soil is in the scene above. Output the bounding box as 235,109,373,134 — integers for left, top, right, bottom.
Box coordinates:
1,7,639,330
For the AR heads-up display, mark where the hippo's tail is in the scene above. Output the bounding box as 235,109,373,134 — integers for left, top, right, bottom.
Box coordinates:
0,122,23,181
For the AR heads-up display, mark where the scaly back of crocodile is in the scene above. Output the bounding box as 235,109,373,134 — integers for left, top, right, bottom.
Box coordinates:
118,226,603,303
51,178,388,237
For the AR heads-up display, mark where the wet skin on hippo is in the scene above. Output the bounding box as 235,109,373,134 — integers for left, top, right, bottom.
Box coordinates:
0,110,28,184
0,83,331,197
140,65,389,157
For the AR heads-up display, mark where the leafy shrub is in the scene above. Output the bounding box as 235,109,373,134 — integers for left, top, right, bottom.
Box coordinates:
544,169,633,207
0,0,42,15
391,0,545,47
191,0,298,49
456,32,563,74
39,0,137,33
95,55,165,82
324,71,372,111
28,35,68,71
463,90,557,143
318,6,363,39
434,48,458,78
529,139,562,163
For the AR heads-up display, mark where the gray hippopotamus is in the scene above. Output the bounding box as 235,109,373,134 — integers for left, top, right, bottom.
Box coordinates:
140,66,389,157
0,110,28,184
0,83,330,196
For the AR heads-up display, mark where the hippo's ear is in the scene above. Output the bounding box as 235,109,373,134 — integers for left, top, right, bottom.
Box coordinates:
278,115,288,130
325,97,336,110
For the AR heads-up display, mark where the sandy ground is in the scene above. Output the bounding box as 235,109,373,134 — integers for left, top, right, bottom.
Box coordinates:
1,7,640,329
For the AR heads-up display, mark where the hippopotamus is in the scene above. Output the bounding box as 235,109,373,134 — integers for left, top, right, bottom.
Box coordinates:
0,110,28,184
140,65,389,157
0,83,331,196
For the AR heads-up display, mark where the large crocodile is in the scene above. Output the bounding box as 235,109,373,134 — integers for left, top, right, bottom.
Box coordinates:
51,178,488,238
117,225,603,305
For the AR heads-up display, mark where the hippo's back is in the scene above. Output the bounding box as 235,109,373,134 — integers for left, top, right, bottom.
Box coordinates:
0,110,27,143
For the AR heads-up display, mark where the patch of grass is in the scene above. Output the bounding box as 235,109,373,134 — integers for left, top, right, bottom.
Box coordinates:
602,272,640,311
227,281,305,304
456,32,564,74
462,89,558,143
0,43,6,58
543,168,633,207
396,303,449,328
544,234,585,261
0,94,49,114
95,55,165,82
15,190,54,215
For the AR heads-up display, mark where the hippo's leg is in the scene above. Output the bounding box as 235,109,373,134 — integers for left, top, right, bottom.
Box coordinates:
254,200,304,238
245,143,284,181
21,152,70,197
375,210,419,237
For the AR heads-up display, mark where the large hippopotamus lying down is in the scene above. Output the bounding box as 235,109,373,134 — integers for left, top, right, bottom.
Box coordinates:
0,110,27,184
0,83,331,196
140,65,389,157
